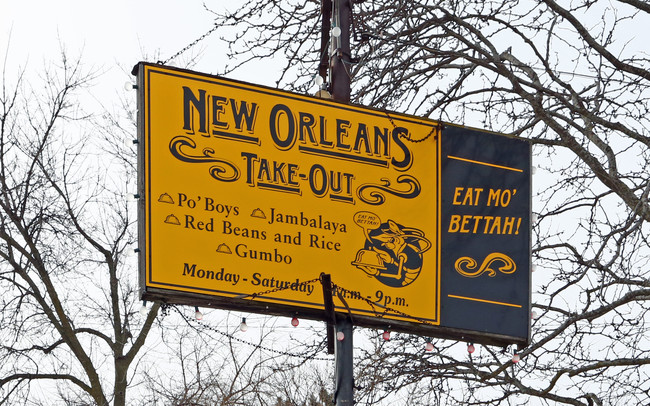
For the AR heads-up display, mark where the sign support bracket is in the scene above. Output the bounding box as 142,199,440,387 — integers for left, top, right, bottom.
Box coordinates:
321,273,336,355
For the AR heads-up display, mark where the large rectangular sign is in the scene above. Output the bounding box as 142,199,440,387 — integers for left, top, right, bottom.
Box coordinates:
136,63,530,346
440,126,531,343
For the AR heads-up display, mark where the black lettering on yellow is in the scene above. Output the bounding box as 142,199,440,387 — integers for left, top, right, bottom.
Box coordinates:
298,112,318,144
211,96,229,129
182,87,207,134
336,119,351,150
353,123,371,154
269,104,295,150
373,126,389,157
391,126,413,170
230,98,258,132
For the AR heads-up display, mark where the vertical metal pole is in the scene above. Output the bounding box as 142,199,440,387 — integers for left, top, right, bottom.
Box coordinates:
334,315,354,405
330,0,352,103
319,0,332,84
329,0,354,403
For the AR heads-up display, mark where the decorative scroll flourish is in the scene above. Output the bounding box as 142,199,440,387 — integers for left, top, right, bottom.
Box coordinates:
356,175,421,206
208,164,239,182
169,136,240,182
454,253,516,278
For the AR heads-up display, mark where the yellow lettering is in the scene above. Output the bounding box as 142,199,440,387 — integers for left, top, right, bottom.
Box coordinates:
483,216,494,233
460,215,471,233
447,215,522,235
489,216,502,234
473,188,484,205
503,217,515,234
487,189,500,206
461,190,473,205
453,187,485,206
472,215,484,233
448,215,461,232
453,188,463,205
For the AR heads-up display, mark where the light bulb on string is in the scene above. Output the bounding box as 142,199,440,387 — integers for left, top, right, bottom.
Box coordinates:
382,330,390,341
240,317,249,332
512,352,520,364
194,306,203,320
336,331,345,341
425,340,434,352
124,137,138,149
331,26,341,38
467,343,475,354
126,246,140,258
531,310,538,319
313,75,324,87
291,316,299,327
139,301,148,316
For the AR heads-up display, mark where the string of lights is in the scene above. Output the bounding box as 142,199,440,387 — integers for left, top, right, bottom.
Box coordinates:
160,274,446,356
236,277,322,300
189,274,439,334
379,109,440,143
171,305,333,362
196,275,524,359
146,272,530,361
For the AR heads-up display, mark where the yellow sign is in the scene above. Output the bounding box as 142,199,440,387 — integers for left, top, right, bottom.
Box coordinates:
139,63,441,326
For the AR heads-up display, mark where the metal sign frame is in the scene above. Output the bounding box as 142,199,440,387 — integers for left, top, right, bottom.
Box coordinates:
135,62,531,346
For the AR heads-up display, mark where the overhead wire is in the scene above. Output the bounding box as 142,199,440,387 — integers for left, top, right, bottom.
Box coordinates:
158,23,220,65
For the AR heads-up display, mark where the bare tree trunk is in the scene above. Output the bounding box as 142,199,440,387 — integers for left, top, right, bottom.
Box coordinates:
0,50,160,405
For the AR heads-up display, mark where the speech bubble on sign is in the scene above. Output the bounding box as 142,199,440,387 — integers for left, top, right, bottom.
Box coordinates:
353,211,382,231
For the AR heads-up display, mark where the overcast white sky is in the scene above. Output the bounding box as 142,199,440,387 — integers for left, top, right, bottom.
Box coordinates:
1,1,255,107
